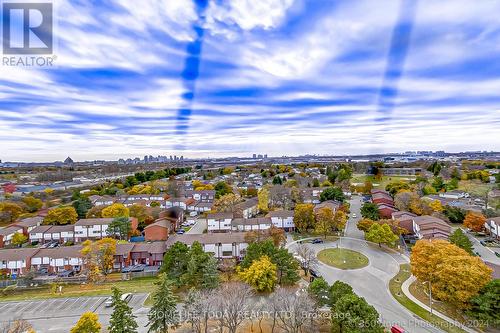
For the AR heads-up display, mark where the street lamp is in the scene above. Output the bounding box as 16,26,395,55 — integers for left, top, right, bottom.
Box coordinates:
423,280,433,315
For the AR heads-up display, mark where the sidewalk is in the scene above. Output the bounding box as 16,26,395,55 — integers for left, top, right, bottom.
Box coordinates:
401,276,478,333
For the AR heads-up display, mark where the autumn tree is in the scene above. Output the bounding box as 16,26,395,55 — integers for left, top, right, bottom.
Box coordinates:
411,239,492,308
293,203,315,232
81,238,117,280
333,210,348,232
268,225,286,247
297,243,319,276
213,193,242,213
357,218,375,232
257,187,269,212
11,232,28,246
238,255,277,292
43,206,78,225
0,202,23,224
315,206,335,238
365,223,398,247
463,211,486,232
385,181,410,196
102,203,129,218
429,199,444,212
129,204,148,224
70,312,101,333
22,196,43,213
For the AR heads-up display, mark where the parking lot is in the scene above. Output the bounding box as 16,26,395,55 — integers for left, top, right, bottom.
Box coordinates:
0,294,149,332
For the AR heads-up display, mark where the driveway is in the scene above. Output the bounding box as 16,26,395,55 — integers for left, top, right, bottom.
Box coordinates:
186,218,207,234
0,294,149,332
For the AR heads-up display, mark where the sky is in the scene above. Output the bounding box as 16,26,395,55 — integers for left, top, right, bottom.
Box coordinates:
1,0,500,162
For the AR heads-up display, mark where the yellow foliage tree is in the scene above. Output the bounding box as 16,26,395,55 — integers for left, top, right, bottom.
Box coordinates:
238,255,277,292
315,207,335,238
334,210,348,231
463,211,486,232
81,238,117,280
429,200,443,212
258,187,269,212
101,203,129,218
70,312,101,333
43,206,78,225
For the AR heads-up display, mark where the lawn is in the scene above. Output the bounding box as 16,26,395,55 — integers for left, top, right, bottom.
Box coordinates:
389,264,467,333
317,248,369,269
351,174,416,189
0,276,159,302
457,180,494,198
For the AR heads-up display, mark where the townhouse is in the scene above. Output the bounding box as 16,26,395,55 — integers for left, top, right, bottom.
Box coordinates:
234,197,259,218
314,200,341,214
207,212,234,233
484,217,500,239
30,246,83,273
267,210,295,231
114,243,135,271
74,217,138,242
129,242,167,266
144,219,170,241
13,217,43,234
0,248,39,276
231,217,272,232
184,190,215,202
0,226,23,248
391,211,417,234
166,233,249,259
412,215,451,239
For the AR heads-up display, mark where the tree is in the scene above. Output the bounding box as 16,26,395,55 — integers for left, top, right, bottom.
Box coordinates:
429,199,443,212
238,255,277,292
385,181,410,196
107,216,131,240
329,280,354,308
467,279,500,328
109,287,138,333
73,197,92,218
331,293,384,333
0,319,35,333
70,312,101,333
270,287,318,333
360,202,380,220
333,210,347,232
214,283,253,333
444,206,466,223
81,238,117,279
11,232,27,246
365,223,398,247
22,196,43,213
308,277,330,306
0,202,23,223
268,225,286,247
201,256,220,290
293,203,315,232
160,241,189,285
357,218,375,232
315,207,335,238
411,240,493,308
449,229,474,255
319,187,345,202
102,203,129,218
184,242,211,288
257,187,269,212
129,204,148,224
147,274,179,333
463,211,486,232
85,205,104,218
213,193,242,213
296,243,318,276
43,206,78,225
214,181,232,198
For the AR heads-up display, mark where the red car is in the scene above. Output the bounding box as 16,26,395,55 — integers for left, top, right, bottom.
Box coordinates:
391,325,407,333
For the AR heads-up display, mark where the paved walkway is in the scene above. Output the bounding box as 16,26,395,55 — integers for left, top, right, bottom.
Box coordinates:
401,276,477,333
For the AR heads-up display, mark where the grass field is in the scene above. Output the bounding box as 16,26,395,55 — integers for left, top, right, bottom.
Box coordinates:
317,248,369,269
351,174,416,189
389,264,467,333
0,276,159,302
457,180,494,198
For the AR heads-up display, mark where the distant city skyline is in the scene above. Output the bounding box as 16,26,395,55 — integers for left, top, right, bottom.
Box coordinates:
1,1,499,162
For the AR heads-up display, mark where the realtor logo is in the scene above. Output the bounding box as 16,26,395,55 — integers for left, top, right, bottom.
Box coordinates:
2,2,53,54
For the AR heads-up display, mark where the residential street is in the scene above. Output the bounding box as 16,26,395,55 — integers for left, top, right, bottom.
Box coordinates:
462,229,500,265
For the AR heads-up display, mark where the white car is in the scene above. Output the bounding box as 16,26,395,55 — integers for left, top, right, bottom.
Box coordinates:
352,213,357,218
104,293,132,307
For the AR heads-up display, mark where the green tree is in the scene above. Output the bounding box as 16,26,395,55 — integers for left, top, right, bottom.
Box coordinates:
183,241,211,287
331,293,384,333
467,279,500,328
360,202,380,220
238,255,277,292
160,241,189,285
201,256,220,290
147,273,179,333
444,206,466,223
109,287,138,333
293,203,315,232
449,229,474,255
107,216,131,240
70,312,101,333
43,206,78,225
365,223,398,247
329,280,354,309
308,277,330,306
214,181,232,198
22,196,43,213
73,197,92,218
319,187,345,202
385,181,410,196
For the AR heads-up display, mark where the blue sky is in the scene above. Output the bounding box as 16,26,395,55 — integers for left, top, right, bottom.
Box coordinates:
1,0,500,162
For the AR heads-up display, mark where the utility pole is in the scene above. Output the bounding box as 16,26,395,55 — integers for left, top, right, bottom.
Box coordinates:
426,280,433,315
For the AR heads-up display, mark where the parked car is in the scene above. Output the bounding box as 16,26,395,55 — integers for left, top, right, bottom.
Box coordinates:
310,269,321,278
352,213,357,218
495,252,500,258
105,293,133,307
176,229,186,234
130,264,146,272
311,238,324,244
391,325,407,333
57,270,75,278
36,267,49,275
121,266,132,273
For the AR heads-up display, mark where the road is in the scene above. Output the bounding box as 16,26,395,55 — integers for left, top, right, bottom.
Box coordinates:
462,229,500,265
289,196,443,333
186,217,207,234
0,294,150,332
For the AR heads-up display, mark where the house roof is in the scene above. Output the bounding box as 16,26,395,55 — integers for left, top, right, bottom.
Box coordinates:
75,218,116,226
413,216,451,234
144,219,170,230
0,226,22,236
267,210,294,218
489,217,500,226
131,242,167,254
33,246,83,259
314,200,341,212
392,211,417,220
115,243,136,256
207,212,233,220
235,197,258,210
0,248,39,261
46,225,74,233
30,225,53,234
232,217,271,226
14,217,43,228
165,232,248,247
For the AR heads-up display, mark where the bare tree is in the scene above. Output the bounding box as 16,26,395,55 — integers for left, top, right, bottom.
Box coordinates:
183,288,216,333
296,244,318,276
213,282,253,333
270,287,318,333
0,319,34,333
